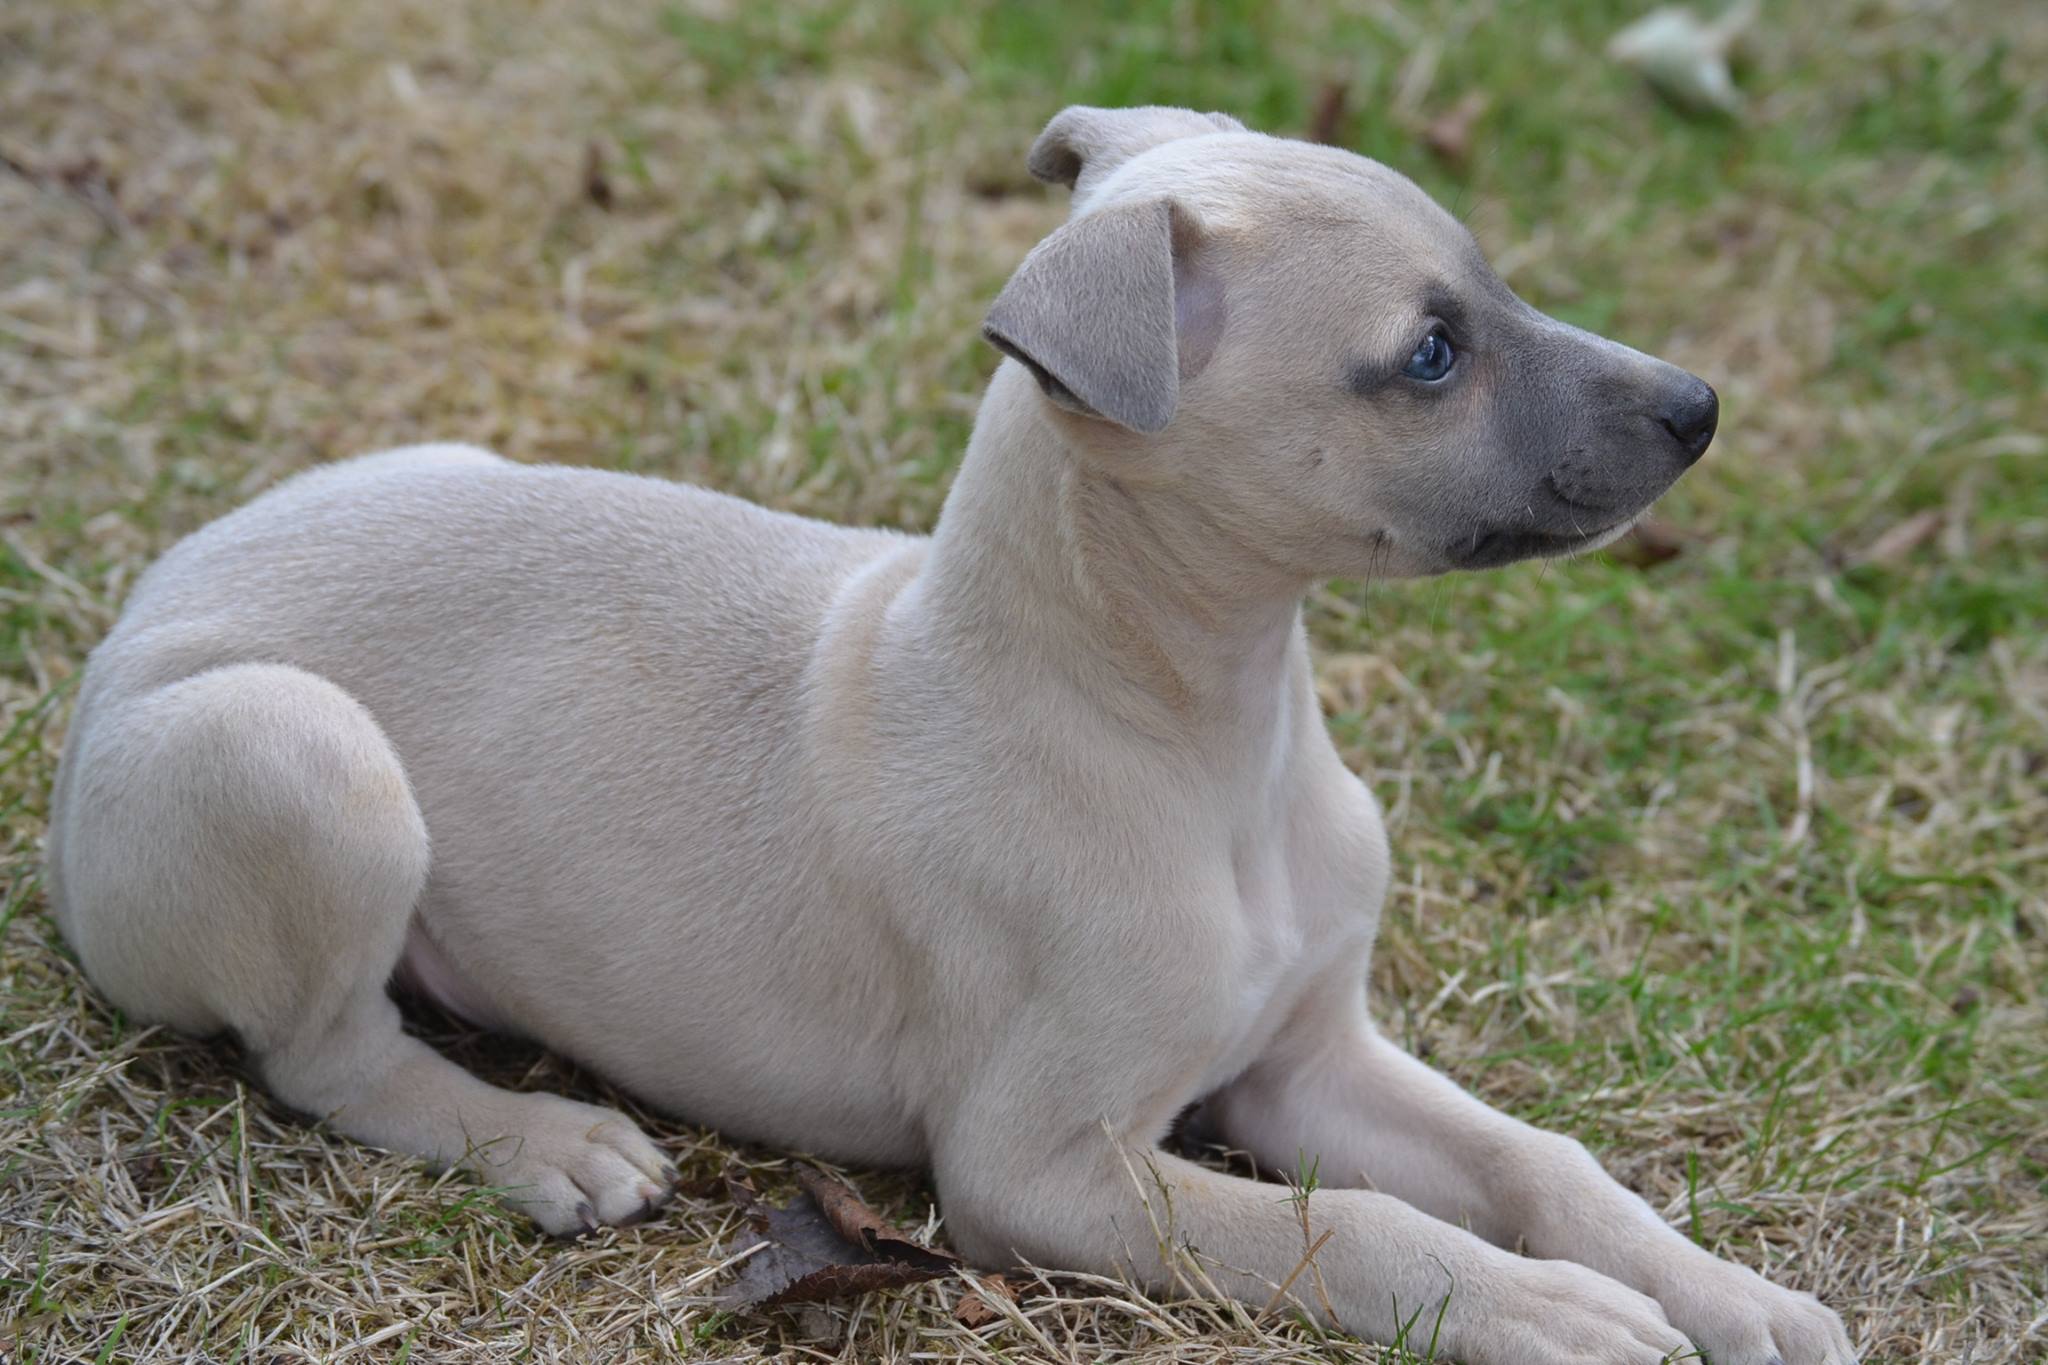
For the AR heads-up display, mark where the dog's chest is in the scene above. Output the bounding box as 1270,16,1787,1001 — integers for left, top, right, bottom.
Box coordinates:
1192,839,1354,1095
1193,783,1390,1096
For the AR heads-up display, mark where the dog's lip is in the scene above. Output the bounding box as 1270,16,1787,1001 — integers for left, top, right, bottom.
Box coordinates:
1448,517,1634,569
1541,471,1624,516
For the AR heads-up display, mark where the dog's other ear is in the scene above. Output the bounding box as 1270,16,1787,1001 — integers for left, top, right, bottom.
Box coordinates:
1028,105,1246,206
985,197,1203,435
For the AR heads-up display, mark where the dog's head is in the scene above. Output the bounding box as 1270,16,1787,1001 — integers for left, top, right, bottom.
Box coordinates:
984,106,1718,578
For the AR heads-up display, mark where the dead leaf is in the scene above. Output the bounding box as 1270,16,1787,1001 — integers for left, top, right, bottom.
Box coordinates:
955,1273,1019,1329
125,1147,165,1190
964,166,1036,199
1307,80,1349,146
677,1168,728,1201
1606,516,1694,569
583,140,613,211
721,1166,957,1310
1421,93,1489,166
0,145,127,235
1847,509,1943,567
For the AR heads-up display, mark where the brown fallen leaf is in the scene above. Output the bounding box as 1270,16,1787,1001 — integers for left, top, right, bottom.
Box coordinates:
0,146,127,235
1605,515,1694,569
1847,509,1943,568
1421,92,1489,166
1307,79,1349,146
721,1166,957,1310
964,166,1037,199
677,1168,729,1201
955,1273,1019,1329
125,1147,165,1190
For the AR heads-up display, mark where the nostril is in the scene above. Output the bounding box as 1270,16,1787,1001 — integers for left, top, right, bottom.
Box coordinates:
1659,380,1719,462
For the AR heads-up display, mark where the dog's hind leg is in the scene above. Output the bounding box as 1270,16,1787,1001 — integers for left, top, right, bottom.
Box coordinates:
51,663,675,1235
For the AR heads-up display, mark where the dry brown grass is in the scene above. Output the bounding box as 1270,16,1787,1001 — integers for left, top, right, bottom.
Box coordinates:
4,0,2044,1361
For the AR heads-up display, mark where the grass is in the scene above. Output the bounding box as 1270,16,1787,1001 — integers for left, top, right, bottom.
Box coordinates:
2,0,2044,1359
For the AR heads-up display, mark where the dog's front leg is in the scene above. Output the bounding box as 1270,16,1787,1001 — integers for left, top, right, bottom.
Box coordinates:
930,1088,1692,1365
1209,983,1857,1365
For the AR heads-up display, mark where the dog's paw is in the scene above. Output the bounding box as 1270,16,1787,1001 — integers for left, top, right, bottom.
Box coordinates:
1455,1256,1696,1365
465,1095,678,1237
1654,1255,1856,1365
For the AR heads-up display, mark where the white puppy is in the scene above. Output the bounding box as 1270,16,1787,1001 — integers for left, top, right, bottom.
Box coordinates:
48,108,1853,1365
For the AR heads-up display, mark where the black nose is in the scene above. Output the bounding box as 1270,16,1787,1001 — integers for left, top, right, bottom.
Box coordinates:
1658,379,1719,463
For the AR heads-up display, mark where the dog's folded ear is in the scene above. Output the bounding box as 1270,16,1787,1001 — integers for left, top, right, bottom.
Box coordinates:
1027,106,1246,206
984,197,1199,435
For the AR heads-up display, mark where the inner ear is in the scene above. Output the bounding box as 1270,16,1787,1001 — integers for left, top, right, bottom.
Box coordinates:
983,197,1199,435
1173,221,1225,385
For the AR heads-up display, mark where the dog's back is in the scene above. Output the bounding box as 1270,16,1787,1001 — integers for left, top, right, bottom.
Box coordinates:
48,443,918,1144
66,444,901,725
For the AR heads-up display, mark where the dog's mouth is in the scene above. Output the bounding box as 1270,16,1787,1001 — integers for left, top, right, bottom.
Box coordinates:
1447,517,1637,570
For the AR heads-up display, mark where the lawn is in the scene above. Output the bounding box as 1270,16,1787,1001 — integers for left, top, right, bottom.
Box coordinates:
2,0,2043,1361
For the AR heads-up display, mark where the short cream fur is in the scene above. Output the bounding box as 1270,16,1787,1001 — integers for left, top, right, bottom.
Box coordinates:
48,108,1848,1365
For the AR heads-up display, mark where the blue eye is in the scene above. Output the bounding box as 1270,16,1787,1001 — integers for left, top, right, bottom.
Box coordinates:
1403,330,1455,382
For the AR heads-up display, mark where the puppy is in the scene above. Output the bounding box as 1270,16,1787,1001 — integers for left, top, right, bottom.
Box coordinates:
47,107,1854,1365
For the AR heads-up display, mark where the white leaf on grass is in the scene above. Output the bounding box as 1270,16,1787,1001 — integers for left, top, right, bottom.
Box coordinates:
1607,0,1757,117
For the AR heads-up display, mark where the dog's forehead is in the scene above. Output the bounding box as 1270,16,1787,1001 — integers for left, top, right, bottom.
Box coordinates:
1096,134,1497,340
1105,134,1463,244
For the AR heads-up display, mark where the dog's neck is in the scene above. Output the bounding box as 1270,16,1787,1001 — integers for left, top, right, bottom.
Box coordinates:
924,362,1311,750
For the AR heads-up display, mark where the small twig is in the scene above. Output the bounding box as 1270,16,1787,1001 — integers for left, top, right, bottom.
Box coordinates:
1258,1226,1335,1320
